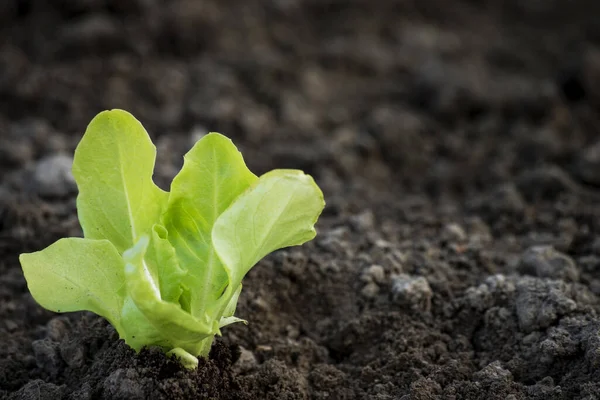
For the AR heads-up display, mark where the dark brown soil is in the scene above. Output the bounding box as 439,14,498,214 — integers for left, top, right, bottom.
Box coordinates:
3,0,600,399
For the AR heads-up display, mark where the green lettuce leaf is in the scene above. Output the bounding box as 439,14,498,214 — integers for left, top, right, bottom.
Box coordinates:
122,235,215,356
19,109,326,369
212,169,325,313
145,224,185,303
163,133,257,319
218,284,246,328
72,109,168,254
19,238,125,332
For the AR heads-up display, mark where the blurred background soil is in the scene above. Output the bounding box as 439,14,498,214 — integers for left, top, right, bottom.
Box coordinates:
2,0,600,399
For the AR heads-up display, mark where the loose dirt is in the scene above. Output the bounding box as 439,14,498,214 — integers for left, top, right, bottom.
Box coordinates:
2,1,600,399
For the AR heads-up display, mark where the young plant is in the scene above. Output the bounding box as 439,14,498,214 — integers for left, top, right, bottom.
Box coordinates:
19,109,324,369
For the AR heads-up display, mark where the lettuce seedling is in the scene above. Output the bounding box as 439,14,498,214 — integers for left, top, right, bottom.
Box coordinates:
19,109,324,369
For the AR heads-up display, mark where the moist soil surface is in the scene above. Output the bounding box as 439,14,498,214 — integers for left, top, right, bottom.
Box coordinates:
3,0,600,399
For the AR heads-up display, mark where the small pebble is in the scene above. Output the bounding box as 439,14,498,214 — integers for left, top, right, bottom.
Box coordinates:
33,154,76,197
474,361,513,383
515,277,577,333
361,265,386,284
11,379,63,400
518,245,579,282
46,318,70,341
189,125,209,146
361,282,380,298
444,223,467,241
391,274,432,312
103,368,145,400
576,140,600,185
60,340,86,369
350,209,375,231
484,183,526,214
32,339,64,377
233,346,258,374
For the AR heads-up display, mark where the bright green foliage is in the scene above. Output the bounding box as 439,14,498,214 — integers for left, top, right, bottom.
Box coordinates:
19,109,325,369
72,110,168,254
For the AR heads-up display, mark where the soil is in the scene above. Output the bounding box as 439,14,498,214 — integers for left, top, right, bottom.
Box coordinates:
2,0,600,399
